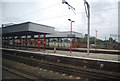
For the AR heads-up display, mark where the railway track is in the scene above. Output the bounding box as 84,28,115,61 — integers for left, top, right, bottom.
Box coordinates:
2,48,120,72
3,52,120,81
3,45,120,55
3,63,50,81
2,68,29,80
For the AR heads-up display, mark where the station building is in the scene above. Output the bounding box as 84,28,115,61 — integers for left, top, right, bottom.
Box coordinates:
1,22,83,51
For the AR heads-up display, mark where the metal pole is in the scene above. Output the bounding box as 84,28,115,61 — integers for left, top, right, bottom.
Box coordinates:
87,16,90,55
44,34,46,52
38,33,40,51
70,21,72,54
58,38,60,47
68,19,75,55
25,35,27,49
13,36,15,48
84,0,90,55
19,36,21,49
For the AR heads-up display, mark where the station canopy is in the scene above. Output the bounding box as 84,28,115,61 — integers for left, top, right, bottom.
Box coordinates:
46,31,83,38
2,22,55,36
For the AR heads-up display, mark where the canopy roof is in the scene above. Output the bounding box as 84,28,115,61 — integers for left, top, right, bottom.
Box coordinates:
2,22,55,36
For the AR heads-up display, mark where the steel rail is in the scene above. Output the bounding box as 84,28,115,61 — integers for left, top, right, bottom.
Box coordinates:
3,53,120,80
3,62,50,81
2,68,32,80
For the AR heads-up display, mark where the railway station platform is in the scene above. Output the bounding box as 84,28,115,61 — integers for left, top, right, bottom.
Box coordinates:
44,49,119,61
77,48,119,52
1,47,120,62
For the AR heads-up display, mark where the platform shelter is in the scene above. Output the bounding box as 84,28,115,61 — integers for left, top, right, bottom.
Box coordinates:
2,22,55,51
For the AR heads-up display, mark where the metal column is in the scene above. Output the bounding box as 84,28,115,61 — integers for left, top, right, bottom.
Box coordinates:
58,38,60,47
7,36,9,48
38,33,40,51
84,0,90,55
19,36,21,49
43,34,46,51
70,21,72,54
48,38,50,47
25,35,27,49
13,36,15,48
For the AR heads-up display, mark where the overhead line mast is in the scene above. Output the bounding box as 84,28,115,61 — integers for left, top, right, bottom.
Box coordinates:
62,0,90,55
84,0,90,55
62,0,76,14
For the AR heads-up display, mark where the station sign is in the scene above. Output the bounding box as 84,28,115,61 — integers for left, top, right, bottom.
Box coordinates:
67,34,75,37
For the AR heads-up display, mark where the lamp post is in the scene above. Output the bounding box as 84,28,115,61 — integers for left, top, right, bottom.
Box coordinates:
84,0,90,55
68,19,75,55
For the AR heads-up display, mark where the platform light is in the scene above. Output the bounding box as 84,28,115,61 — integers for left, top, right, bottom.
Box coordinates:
68,19,75,55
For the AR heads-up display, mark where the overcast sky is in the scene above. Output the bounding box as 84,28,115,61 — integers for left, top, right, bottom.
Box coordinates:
1,0,119,41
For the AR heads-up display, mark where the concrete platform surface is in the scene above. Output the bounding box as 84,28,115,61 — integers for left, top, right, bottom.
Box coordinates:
1,48,120,62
